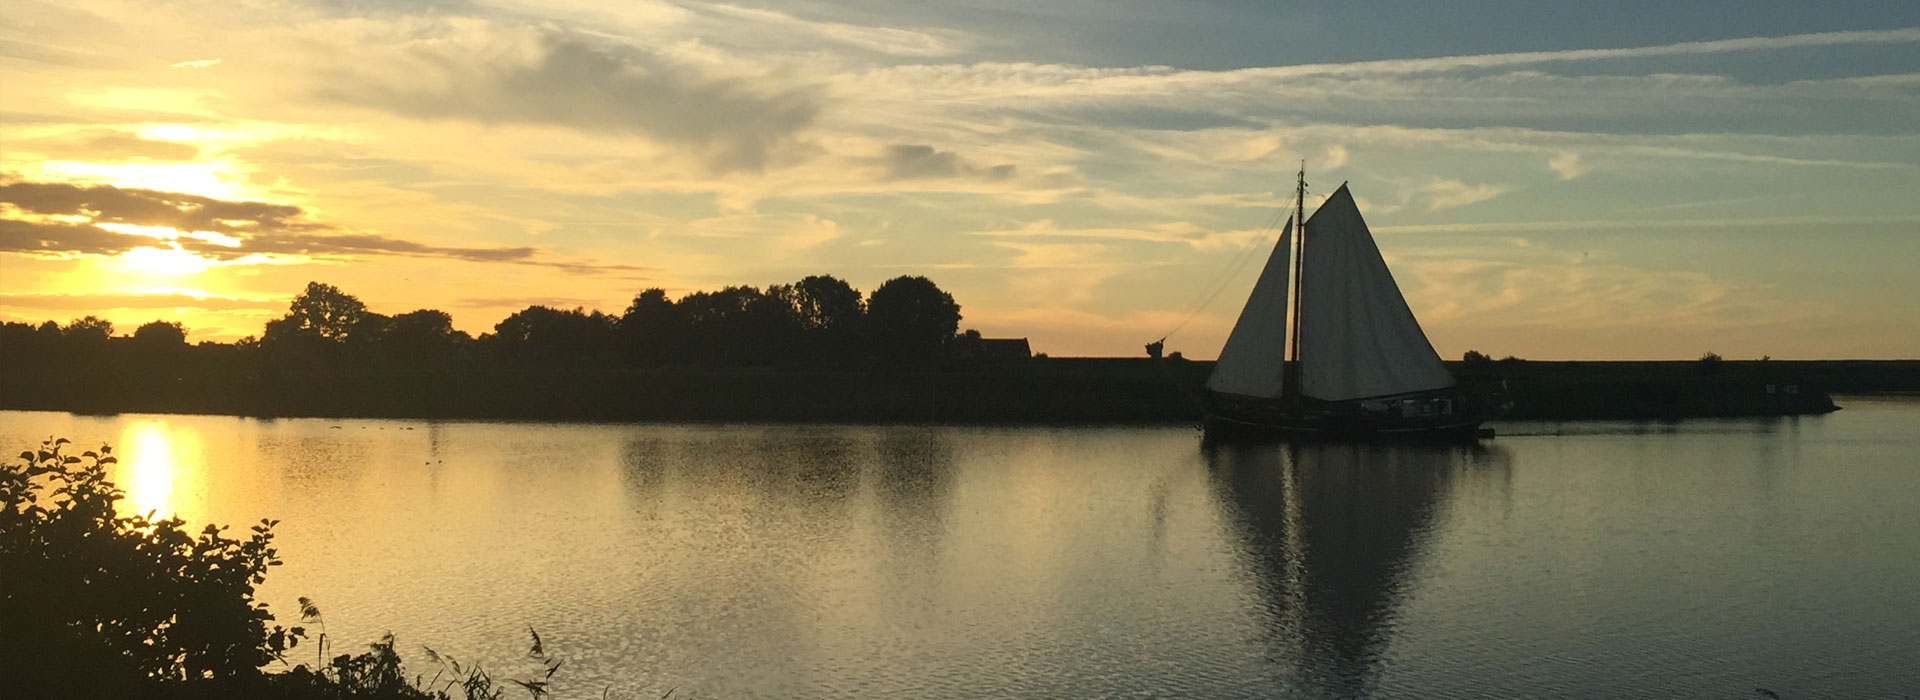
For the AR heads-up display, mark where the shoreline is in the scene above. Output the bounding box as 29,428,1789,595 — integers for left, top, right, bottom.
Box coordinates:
6,358,1907,424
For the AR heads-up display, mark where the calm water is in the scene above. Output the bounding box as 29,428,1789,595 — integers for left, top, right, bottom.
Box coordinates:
4,400,1916,698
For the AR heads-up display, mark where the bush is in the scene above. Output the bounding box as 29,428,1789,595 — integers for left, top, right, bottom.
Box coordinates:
1,438,303,697
1,438,566,699
1698,351,1724,374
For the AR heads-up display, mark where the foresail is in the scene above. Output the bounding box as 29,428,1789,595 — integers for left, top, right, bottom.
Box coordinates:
1298,186,1455,402
1207,219,1292,398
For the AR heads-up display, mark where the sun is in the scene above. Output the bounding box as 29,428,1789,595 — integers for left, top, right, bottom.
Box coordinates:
122,245,213,276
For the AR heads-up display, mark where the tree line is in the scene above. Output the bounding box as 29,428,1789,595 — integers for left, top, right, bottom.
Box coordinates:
0,275,974,374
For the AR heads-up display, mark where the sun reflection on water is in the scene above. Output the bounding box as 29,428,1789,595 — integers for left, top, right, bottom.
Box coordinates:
117,421,203,521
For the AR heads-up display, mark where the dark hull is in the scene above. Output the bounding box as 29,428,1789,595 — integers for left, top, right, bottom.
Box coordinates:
1201,384,1508,443
1201,410,1488,442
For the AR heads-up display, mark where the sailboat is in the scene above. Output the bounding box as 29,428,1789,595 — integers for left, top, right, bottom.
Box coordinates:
1203,165,1509,440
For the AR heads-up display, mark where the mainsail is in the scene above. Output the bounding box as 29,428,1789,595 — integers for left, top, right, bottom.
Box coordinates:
1297,185,1455,401
1205,218,1293,398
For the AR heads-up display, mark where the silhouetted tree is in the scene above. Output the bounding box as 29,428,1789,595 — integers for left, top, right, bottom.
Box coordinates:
620,289,687,365
789,275,863,333
377,310,468,368
132,320,187,347
260,316,329,371
130,321,189,368
1462,350,1492,365
749,285,805,363
282,282,367,342
63,316,114,343
261,283,378,370
678,286,798,365
60,316,115,365
786,275,863,362
487,306,616,366
0,322,55,366
866,276,961,363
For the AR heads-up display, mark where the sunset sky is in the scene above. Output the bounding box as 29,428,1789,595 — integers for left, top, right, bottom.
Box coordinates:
2,1,1916,359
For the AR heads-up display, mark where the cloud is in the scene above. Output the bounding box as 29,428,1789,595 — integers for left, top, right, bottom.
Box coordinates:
0,219,144,256
522,259,652,276
0,176,648,273
169,58,221,69
970,218,1260,250
987,240,1122,305
315,25,821,172
1409,178,1510,211
0,291,282,312
234,231,536,263
840,31,1920,141
1202,27,1920,84
0,215,539,264
1548,151,1590,180
696,3,962,57
79,133,201,161
455,296,610,310
880,144,1015,181
0,177,304,234
1400,251,1831,335
1323,144,1349,169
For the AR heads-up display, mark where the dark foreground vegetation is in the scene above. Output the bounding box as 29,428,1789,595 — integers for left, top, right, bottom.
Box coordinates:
1,438,568,699
3,278,1902,423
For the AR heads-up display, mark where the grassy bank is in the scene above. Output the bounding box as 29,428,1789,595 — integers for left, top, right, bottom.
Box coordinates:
1449,359,1886,420
4,358,1902,423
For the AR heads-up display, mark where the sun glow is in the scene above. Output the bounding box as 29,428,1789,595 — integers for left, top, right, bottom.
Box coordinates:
40,159,252,201
122,245,214,276
94,222,185,241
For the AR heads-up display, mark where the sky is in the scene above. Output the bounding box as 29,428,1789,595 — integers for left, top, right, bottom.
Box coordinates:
1,0,1916,360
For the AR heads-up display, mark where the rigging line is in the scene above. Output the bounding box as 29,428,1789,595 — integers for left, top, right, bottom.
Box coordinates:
1155,202,1290,343
1158,205,1287,341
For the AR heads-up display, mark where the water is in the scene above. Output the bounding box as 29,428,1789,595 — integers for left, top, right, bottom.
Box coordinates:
4,400,1916,698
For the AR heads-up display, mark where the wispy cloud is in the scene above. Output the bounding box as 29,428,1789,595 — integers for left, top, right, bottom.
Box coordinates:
1408,178,1510,212
0,290,281,311
969,218,1263,250
1548,151,1589,180
696,3,962,57
1234,27,1920,80
879,144,1015,181
314,22,822,172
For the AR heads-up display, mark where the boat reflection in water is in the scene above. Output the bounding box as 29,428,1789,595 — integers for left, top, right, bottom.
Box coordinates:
1205,441,1506,696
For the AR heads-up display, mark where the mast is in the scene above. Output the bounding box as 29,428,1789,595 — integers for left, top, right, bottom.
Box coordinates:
1283,162,1307,406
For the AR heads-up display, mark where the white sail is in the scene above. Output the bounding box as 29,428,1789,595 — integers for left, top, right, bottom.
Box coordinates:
1207,219,1292,398
1297,185,1455,401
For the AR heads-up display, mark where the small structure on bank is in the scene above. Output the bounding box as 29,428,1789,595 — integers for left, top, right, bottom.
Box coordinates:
950,330,1032,361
